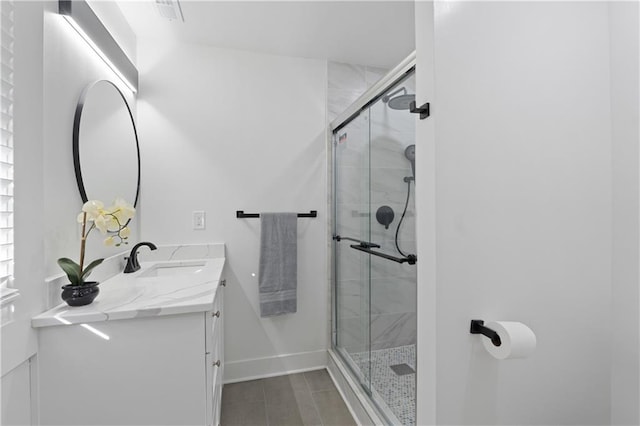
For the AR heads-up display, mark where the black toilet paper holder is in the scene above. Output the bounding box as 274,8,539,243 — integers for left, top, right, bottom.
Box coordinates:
470,319,502,347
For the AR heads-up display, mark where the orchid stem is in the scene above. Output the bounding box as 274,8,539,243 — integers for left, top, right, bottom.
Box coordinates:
79,212,87,276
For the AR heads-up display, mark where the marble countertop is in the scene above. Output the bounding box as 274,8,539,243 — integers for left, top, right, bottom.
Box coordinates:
32,256,225,328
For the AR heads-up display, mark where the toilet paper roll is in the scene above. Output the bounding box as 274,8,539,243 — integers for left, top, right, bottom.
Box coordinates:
482,321,536,360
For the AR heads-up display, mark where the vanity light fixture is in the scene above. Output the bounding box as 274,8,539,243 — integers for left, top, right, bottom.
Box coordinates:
59,0,138,93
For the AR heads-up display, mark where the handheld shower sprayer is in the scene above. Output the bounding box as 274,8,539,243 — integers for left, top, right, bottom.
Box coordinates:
404,144,415,182
394,144,416,258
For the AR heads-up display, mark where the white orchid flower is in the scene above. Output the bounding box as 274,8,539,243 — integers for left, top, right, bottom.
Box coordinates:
119,226,131,239
109,198,135,223
82,200,105,221
93,214,109,234
106,215,120,232
60,197,138,290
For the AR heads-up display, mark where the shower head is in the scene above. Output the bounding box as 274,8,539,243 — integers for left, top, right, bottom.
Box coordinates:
405,144,415,181
389,94,416,110
382,87,416,110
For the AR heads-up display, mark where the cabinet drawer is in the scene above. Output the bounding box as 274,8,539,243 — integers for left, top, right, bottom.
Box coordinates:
211,287,223,371
205,287,224,356
210,289,223,337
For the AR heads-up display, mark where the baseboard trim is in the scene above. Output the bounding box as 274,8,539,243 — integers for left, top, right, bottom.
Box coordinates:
224,350,328,384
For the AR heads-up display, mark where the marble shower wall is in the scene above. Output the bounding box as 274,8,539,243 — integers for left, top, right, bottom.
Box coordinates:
329,61,417,352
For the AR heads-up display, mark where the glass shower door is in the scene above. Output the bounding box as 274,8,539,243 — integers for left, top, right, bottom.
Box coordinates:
333,111,372,393
367,74,417,426
333,69,417,426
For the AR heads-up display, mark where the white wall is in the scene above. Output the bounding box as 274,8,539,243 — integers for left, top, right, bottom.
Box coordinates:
414,2,436,424
137,39,328,381
87,0,136,63
417,2,615,424
609,1,640,424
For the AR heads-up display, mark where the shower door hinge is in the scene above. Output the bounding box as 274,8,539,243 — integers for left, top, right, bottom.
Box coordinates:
409,101,430,119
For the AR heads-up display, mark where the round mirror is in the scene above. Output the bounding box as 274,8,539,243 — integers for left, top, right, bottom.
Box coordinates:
73,80,140,208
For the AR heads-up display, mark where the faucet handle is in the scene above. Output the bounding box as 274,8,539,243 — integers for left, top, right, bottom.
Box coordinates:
123,255,139,274
123,242,158,274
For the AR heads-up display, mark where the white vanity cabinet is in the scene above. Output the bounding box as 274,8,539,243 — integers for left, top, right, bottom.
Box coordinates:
36,285,224,426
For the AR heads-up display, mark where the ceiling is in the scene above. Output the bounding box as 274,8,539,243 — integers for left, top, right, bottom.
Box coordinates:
116,1,415,68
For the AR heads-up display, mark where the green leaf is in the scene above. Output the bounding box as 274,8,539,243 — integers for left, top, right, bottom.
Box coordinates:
57,258,81,286
81,258,104,280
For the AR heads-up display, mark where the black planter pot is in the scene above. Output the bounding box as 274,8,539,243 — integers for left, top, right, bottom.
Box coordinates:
61,282,100,307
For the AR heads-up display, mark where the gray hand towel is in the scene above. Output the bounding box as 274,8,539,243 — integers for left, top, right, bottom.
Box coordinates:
259,213,297,317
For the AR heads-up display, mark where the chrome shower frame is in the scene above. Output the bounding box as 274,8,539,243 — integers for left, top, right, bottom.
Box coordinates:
331,52,417,134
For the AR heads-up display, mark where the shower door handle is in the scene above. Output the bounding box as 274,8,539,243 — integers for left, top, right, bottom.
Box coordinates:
349,244,417,265
333,235,380,248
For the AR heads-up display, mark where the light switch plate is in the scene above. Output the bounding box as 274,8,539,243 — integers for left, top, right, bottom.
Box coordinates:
193,211,205,230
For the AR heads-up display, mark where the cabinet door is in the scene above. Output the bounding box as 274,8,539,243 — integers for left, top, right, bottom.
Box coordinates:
206,286,224,426
214,286,224,426
205,311,214,426
39,314,206,425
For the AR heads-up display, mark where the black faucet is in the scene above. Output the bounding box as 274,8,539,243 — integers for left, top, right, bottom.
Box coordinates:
123,242,158,273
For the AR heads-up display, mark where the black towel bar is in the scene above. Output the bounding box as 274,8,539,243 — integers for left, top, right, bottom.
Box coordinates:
236,210,317,218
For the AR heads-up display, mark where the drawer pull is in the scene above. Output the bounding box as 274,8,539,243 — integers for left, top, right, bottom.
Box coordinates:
220,279,226,287
212,311,221,318
213,360,221,367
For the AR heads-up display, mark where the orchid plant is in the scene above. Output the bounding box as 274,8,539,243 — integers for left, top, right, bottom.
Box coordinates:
57,199,135,286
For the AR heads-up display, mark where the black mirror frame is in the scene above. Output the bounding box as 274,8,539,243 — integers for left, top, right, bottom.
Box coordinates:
72,79,141,209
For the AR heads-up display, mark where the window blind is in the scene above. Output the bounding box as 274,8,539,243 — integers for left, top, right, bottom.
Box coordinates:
0,0,14,288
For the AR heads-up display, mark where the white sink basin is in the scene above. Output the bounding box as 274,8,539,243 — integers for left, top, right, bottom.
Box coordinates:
138,261,207,278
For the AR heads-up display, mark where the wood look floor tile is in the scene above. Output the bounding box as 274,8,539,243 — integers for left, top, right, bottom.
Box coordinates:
304,369,336,392
312,389,356,426
220,400,267,426
222,380,265,406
